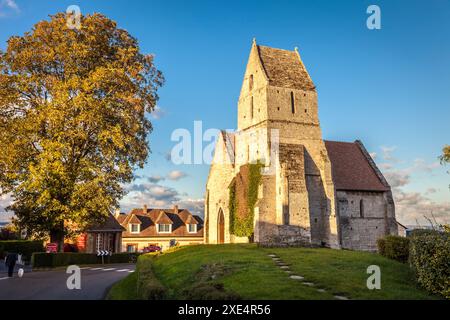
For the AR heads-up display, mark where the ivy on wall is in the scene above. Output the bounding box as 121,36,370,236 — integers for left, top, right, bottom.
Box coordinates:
229,163,263,238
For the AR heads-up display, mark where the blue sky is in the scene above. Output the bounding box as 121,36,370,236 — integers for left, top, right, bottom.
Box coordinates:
0,0,449,225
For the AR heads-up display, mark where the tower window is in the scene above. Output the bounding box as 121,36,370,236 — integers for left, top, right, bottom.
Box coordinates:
359,199,364,217
290,91,295,114
250,96,254,119
249,74,254,91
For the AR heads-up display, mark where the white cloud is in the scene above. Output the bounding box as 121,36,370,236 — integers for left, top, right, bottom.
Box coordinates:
0,0,19,17
384,170,410,188
147,175,165,183
393,188,450,226
369,152,377,160
120,181,204,217
378,163,393,170
380,146,398,162
374,146,449,226
150,106,166,120
0,193,14,222
167,170,187,181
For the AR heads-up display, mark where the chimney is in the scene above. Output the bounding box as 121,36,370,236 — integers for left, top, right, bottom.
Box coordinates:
114,208,121,218
143,204,148,213
173,205,179,214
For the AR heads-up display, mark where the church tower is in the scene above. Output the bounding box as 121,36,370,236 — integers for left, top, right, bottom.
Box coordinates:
205,40,397,250
236,40,339,247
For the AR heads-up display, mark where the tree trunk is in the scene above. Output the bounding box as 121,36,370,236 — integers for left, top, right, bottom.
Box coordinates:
49,221,65,252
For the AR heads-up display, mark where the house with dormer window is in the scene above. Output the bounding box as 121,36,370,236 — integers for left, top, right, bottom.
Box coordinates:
115,205,204,252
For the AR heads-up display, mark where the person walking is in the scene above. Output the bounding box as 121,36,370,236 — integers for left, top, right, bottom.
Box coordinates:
5,252,18,277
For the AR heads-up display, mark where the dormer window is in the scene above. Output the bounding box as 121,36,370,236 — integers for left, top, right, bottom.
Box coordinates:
157,224,172,233
130,224,140,233
187,224,197,233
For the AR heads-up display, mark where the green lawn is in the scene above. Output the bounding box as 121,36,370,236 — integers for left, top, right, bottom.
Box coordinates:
107,244,437,300
107,271,139,300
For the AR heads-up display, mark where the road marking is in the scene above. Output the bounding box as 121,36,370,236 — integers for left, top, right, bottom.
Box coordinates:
127,270,135,273
80,267,91,270
101,268,116,271
116,269,131,272
0,277,10,281
90,268,103,271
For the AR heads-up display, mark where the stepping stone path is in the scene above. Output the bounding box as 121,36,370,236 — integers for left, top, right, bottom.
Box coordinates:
334,295,349,300
268,253,351,299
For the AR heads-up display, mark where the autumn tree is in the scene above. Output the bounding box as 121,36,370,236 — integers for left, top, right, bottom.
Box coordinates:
0,13,163,250
440,145,450,164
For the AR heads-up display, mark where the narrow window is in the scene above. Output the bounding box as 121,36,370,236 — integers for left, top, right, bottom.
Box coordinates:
188,224,197,233
249,74,254,91
290,91,295,114
250,96,254,119
359,199,364,217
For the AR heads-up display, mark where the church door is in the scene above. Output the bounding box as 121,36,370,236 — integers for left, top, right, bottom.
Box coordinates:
217,209,225,244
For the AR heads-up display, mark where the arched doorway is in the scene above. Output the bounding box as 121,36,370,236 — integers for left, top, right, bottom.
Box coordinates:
217,209,225,244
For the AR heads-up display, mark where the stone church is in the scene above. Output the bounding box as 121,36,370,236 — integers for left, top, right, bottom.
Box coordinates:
204,40,398,251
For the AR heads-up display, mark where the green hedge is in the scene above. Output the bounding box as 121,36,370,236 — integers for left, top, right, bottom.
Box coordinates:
136,254,166,300
0,240,44,262
377,235,410,263
31,252,140,268
409,231,450,299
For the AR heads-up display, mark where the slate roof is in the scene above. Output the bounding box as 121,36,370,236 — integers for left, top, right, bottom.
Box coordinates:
118,207,204,238
86,213,126,232
325,140,390,192
257,45,315,91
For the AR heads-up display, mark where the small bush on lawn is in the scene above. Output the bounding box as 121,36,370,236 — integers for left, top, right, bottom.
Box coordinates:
409,231,450,299
136,254,166,300
377,235,410,263
0,240,44,262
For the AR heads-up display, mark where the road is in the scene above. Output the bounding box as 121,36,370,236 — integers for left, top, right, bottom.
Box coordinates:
0,263,135,300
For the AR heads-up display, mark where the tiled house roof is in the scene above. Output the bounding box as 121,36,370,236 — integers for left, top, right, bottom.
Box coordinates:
325,140,390,192
87,213,126,232
119,207,204,238
257,45,315,91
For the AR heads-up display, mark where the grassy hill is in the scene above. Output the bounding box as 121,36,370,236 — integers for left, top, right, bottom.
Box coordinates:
107,244,437,300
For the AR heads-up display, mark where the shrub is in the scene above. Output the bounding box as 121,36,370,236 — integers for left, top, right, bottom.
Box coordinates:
31,252,140,268
136,254,166,300
229,163,263,238
0,240,44,262
377,235,410,263
409,231,450,299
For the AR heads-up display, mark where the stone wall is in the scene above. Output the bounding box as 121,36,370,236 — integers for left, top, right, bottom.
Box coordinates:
205,132,235,244
337,190,396,251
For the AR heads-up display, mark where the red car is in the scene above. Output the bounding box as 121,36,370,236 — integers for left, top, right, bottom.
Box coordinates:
142,245,161,253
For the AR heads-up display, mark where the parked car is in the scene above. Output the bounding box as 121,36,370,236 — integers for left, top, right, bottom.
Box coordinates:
142,245,161,253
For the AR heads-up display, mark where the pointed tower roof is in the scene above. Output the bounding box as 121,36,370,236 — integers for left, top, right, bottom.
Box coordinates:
255,43,315,91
